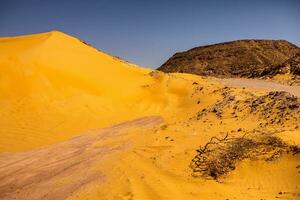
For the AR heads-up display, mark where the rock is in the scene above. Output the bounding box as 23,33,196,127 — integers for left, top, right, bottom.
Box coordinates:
158,40,300,78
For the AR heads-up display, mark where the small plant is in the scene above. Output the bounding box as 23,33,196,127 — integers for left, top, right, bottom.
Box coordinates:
190,133,299,180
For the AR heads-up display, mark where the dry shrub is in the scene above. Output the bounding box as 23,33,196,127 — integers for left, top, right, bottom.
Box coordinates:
190,133,299,180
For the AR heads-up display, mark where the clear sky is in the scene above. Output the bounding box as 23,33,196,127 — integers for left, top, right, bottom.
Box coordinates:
1,0,299,68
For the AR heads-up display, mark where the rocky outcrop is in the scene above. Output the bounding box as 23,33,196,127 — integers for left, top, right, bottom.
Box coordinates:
158,40,300,78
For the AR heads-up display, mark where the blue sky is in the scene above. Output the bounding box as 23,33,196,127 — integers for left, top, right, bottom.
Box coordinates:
1,0,299,68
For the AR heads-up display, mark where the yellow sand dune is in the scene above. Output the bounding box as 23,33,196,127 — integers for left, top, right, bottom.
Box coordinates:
0,32,299,200
0,31,204,152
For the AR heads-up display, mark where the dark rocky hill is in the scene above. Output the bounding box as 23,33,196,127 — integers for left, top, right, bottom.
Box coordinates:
158,40,300,78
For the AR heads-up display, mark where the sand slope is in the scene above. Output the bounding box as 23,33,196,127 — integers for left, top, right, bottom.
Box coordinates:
0,31,198,152
0,32,299,200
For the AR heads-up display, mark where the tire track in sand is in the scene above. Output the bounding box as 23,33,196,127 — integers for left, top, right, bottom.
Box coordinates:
0,116,163,200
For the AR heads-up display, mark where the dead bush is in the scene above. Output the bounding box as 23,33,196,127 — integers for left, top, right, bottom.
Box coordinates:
190,133,299,180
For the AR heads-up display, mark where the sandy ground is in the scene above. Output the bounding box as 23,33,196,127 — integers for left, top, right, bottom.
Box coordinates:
218,78,300,96
1,32,299,200
0,116,163,200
